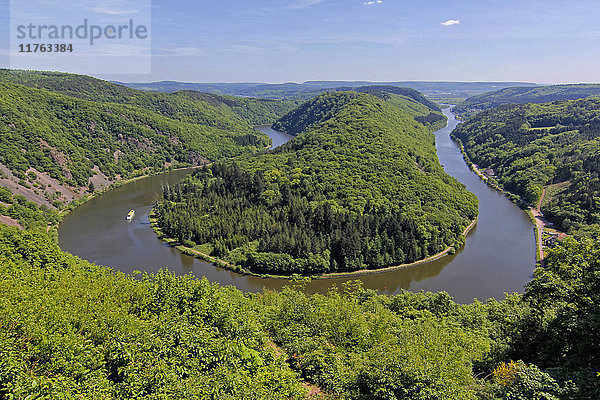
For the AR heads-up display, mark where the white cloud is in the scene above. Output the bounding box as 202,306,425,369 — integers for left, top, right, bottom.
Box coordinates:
292,0,326,8
364,1,383,5
441,19,460,26
93,7,137,15
222,44,267,55
154,46,212,57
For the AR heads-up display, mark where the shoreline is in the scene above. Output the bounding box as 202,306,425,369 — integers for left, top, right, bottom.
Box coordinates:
318,217,478,279
149,206,478,281
449,117,544,264
148,209,258,276
53,126,275,228
51,165,199,232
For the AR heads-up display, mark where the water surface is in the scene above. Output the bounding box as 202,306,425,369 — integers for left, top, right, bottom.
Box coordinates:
59,110,536,302
256,125,294,149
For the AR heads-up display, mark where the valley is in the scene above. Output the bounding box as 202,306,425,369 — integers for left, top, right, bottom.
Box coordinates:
58,108,535,303
3,0,600,397
0,70,598,399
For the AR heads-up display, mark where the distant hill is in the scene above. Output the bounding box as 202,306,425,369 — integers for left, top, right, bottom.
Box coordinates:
118,79,537,103
0,70,299,126
333,85,441,112
453,84,600,119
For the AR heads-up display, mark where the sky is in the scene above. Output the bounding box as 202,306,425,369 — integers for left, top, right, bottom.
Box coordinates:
1,0,600,83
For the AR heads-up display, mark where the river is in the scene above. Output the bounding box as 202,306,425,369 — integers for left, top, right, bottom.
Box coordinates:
58,110,536,303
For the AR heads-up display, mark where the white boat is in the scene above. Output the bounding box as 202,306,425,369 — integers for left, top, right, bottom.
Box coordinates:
126,210,135,220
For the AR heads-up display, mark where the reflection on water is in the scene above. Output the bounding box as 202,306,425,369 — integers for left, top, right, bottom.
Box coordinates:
255,125,294,149
59,113,535,303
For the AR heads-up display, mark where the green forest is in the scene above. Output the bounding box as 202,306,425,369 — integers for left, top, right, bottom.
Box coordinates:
1,71,600,399
453,84,600,120
0,71,302,214
0,70,299,126
271,86,444,134
0,81,269,187
452,98,600,233
153,90,478,275
1,223,598,399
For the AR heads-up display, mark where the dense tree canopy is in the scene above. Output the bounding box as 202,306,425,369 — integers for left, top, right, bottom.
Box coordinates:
333,85,442,112
155,91,477,275
0,82,272,189
1,222,597,399
452,98,600,232
0,70,303,206
0,225,307,399
273,86,444,134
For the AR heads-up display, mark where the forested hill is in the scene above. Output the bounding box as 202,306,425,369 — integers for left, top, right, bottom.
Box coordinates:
454,84,600,120
0,70,299,126
154,91,478,275
0,80,272,214
272,86,445,135
452,98,600,233
334,85,441,112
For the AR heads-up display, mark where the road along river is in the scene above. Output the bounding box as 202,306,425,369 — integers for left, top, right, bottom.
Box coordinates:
59,110,535,303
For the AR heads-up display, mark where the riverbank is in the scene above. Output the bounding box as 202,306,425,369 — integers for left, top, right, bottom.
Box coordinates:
449,122,544,263
319,218,478,279
449,135,501,190
452,135,557,264
149,207,478,281
149,208,238,271
59,108,535,301
51,165,198,233
57,128,278,228
54,127,281,226
148,209,317,279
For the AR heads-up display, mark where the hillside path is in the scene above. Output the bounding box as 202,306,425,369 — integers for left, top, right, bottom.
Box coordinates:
530,187,547,263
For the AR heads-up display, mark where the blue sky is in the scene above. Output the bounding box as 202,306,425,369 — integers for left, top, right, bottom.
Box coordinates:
2,0,600,83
